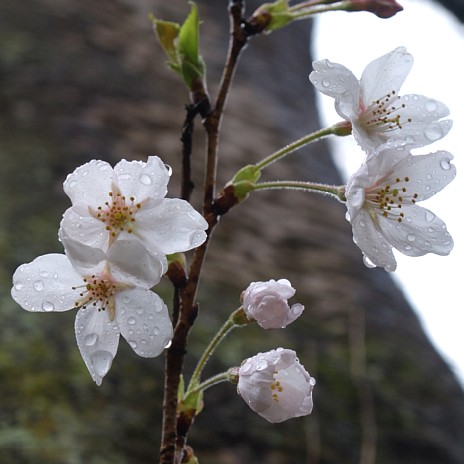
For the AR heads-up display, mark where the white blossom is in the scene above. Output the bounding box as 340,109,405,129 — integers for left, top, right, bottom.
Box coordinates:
242,279,304,329
345,145,455,272
11,236,173,385
309,47,452,152
237,348,315,423
60,156,208,256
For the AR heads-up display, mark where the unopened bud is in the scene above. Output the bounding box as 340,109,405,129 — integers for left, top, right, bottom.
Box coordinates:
349,0,403,18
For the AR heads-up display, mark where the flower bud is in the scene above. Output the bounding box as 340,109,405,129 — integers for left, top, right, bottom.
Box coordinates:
237,348,315,423
348,0,403,18
241,279,304,329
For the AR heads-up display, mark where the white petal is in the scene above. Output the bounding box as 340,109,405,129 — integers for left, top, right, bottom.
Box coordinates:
114,156,170,202
75,306,120,386
350,209,397,272
360,47,413,104
60,235,107,276
136,198,208,254
11,254,83,312
378,205,454,257
309,59,360,119
388,150,456,201
116,288,173,358
60,205,109,251
107,240,167,288
63,160,115,206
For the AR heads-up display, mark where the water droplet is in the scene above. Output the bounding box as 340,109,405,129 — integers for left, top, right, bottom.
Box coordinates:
39,271,49,278
164,164,173,176
139,174,152,185
425,211,436,223
164,339,172,349
407,234,416,242
84,333,98,346
41,301,55,312
34,280,44,292
90,350,114,377
122,295,130,304
129,340,137,349
426,173,432,180
153,326,160,335
363,255,376,269
440,158,452,170
424,125,442,142
14,282,24,291
135,307,144,316
127,316,136,325
404,244,412,251
426,100,437,112
69,180,78,188
322,78,330,88
359,219,366,228
256,360,269,371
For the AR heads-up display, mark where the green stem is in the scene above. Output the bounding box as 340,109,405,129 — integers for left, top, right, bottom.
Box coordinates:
289,0,354,16
252,180,346,201
187,316,237,393
255,123,345,171
185,371,232,401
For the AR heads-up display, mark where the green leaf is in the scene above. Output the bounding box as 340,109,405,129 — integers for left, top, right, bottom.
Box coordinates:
231,164,261,184
149,15,181,74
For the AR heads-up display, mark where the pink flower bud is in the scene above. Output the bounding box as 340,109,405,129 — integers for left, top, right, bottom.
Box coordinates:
349,0,403,18
241,279,304,329
238,348,316,423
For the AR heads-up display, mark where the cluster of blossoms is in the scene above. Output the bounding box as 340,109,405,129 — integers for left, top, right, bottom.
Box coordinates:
310,46,456,271
12,156,208,385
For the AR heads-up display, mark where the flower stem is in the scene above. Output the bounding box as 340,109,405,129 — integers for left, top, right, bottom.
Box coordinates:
185,371,233,401
252,180,346,201
255,123,347,171
187,316,237,393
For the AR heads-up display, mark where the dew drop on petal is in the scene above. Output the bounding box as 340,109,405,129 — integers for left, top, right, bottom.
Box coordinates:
41,301,55,312
129,340,137,349
127,316,136,325
90,350,114,377
135,307,144,316
153,326,160,335
426,100,437,112
69,180,78,189
84,333,98,346
407,234,416,242
363,255,376,269
256,360,269,371
424,125,443,142
164,339,172,349
164,164,173,176
426,173,432,180
322,78,330,88
425,210,436,223
404,244,412,251
34,280,45,292
440,158,452,170
359,219,366,228
14,282,24,291
139,174,153,186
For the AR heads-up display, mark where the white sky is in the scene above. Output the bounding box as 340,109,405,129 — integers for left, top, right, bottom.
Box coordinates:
313,0,464,383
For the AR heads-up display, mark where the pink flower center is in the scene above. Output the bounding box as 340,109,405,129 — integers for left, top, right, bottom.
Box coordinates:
93,190,142,243
365,175,418,223
73,273,118,320
359,90,412,133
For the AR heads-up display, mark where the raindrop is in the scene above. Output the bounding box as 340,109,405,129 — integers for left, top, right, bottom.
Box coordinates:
84,333,98,346
139,174,153,185
359,219,366,228
425,100,437,112
256,360,269,371
91,350,114,377
407,234,416,242
127,316,136,325
164,339,172,349
135,307,144,316
39,271,49,278
322,78,330,88
14,283,24,291
41,301,55,312
426,173,432,180
122,295,130,304
363,255,376,269
129,340,137,349
424,125,442,142
153,326,160,335
33,280,44,292
440,158,452,170
164,164,173,176
425,210,436,223
404,244,412,251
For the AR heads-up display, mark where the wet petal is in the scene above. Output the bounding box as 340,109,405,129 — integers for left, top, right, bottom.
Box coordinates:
136,198,208,255
379,205,454,257
60,234,107,276
116,288,173,358
114,156,170,203
360,47,413,104
63,160,115,206
11,254,83,312
107,240,167,288
309,59,360,119
60,204,109,251
75,306,120,386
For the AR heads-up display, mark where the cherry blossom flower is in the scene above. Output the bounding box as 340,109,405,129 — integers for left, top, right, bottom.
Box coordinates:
241,279,304,329
309,47,452,152
60,156,208,256
237,348,315,423
345,145,455,272
11,236,173,385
